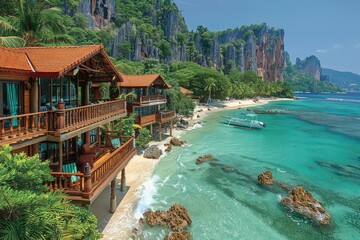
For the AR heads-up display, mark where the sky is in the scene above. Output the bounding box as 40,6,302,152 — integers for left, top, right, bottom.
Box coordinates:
173,0,360,75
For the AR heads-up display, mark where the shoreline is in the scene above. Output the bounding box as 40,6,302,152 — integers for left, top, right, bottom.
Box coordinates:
98,97,291,239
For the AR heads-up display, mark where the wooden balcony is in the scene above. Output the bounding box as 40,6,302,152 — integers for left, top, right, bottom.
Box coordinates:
135,114,156,126
0,112,49,146
0,99,127,147
131,95,166,105
46,136,136,203
155,110,176,123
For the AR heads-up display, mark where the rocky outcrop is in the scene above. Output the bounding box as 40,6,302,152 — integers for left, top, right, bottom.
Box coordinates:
170,137,186,146
164,143,172,153
281,186,331,225
196,154,218,164
258,170,274,185
77,0,115,29
143,145,162,159
143,204,192,239
165,231,192,240
295,55,322,80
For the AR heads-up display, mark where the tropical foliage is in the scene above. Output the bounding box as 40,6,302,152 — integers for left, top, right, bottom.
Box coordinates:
285,64,342,93
0,145,102,240
136,128,152,149
0,0,75,47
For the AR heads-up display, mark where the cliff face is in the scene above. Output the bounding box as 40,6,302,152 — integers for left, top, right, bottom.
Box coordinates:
76,1,285,81
195,25,285,81
295,56,322,80
77,0,115,29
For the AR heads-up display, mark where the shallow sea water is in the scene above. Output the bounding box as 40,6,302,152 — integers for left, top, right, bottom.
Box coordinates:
135,93,360,240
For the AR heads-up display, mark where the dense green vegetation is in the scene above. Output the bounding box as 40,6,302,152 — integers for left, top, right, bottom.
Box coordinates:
285,64,342,93
0,145,102,240
322,68,360,91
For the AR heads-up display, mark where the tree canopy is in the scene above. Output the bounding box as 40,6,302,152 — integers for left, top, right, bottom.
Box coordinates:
0,145,102,240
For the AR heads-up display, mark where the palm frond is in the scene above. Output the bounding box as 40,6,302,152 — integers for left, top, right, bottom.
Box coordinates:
0,36,26,47
40,34,75,46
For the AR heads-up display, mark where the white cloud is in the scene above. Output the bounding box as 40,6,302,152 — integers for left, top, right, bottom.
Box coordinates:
316,49,328,53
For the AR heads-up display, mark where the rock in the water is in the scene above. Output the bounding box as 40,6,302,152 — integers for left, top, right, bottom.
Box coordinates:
170,137,186,146
143,204,192,234
143,145,162,159
176,119,189,129
195,154,218,164
165,231,192,240
258,170,274,185
281,186,331,225
164,143,172,153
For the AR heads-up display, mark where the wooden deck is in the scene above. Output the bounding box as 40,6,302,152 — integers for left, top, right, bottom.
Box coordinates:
132,95,166,105
46,137,136,203
155,110,176,123
0,99,127,148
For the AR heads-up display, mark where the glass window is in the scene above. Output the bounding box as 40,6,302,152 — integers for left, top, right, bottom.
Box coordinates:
1,82,20,126
90,128,98,144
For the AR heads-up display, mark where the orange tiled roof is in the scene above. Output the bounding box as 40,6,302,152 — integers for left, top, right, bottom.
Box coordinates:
0,45,124,80
0,46,33,75
179,86,193,95
120,74,171,88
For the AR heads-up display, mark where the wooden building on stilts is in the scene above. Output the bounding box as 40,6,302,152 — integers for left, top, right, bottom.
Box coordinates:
119,74,176,141
0,45,136,212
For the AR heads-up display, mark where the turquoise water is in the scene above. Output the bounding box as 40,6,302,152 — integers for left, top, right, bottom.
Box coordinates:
136,93,360,239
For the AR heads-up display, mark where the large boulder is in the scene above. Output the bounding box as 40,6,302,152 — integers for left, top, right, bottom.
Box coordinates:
195,154,218,164
143,145,162,159
281,186,331,225
176,119,189,129
170,137,186,146
258,170,274,185
165,231,192,240
143,204,192,239
164,143,172,153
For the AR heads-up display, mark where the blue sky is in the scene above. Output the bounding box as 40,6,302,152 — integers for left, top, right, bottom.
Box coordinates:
173,0,360,74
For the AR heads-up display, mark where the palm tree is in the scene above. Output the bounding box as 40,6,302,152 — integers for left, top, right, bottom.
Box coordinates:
0,0,74,47
204,78,217,105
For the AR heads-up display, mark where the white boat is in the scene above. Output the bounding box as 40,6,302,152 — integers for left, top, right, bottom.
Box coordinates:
223,113,266,129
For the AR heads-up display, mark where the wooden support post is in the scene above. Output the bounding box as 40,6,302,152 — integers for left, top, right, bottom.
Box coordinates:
159,123,162,141
56,100,65,130
110,179,116,213
150,124,153,138
30,78,39,113
84,81,90,142
84,163,92,196
58,142,63,172
170,120,173,136
121,168,126,192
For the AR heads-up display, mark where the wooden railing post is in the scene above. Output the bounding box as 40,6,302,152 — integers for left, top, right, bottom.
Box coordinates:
56,99,65,130
84,163,92,194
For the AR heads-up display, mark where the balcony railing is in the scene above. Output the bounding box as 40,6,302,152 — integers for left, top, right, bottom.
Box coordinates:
0,112,48,141
49,99,126,133
135,114,156,126
46,137,136,200
132,95,166,105
156,111,176,123
0,100,127,146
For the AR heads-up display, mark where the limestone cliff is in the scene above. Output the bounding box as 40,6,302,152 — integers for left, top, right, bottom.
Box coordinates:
76,1,285,81
195,25,285,81
77,0,115,29
295,55,322,80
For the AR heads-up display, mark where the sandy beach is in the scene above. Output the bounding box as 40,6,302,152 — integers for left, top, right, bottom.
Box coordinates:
96,98,290,239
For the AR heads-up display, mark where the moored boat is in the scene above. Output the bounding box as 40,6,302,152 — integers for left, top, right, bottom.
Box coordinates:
223,113,266,129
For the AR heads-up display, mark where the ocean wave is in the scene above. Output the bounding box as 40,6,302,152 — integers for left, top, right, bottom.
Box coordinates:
134,175,160,219
277,168,287,173
192,123,203,129
326,98,360,103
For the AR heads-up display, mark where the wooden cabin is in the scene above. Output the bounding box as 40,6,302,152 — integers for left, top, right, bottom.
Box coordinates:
0,45,136,208
119,74,176,141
